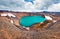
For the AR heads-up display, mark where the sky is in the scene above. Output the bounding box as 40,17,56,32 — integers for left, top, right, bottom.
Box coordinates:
0,0,60,12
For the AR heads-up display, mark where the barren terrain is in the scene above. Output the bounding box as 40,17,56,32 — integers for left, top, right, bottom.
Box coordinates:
0,12,60,39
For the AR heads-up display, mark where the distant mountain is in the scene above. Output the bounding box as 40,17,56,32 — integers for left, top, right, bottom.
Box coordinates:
0,10,60,15
0,10,8,12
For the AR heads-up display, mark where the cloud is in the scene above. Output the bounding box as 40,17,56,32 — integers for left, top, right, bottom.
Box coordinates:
24,0,53,11
0,0,60,12
48,3,60,12
24,0,60,12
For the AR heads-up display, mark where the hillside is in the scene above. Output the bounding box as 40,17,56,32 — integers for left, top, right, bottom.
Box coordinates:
0,12,60,39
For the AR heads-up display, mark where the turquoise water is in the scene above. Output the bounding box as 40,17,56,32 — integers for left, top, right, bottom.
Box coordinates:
19,16,46,27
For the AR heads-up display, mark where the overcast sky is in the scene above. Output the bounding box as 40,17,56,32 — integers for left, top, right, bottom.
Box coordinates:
0,0,60,12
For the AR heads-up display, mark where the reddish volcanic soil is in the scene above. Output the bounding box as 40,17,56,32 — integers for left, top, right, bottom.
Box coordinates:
0,12,60,39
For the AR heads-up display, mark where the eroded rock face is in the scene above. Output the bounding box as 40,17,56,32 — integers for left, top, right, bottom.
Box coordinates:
0,20,22,39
